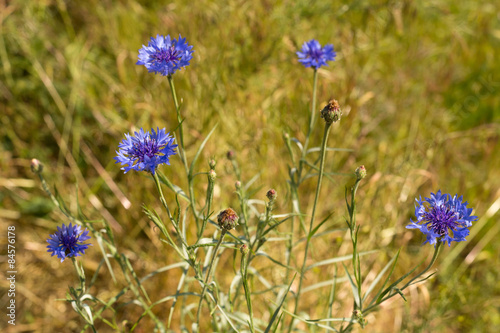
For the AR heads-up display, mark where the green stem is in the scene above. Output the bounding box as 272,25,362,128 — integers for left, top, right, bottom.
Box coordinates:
298,69,319,179
196,229,227,326
167,75,187,169
289,122,332,332
241,251,255,332
197,172,215,242
167,76,200,229
153,172,189,251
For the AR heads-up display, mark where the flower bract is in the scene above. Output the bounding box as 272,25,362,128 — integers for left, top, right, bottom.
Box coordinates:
406,190,477,246
137,34,194,76
46,223,91,262
114,127,177,174
297,39,336,69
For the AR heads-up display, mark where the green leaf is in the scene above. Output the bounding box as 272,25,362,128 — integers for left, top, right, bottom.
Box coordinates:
306,250,378,271
264,273,296,333
343,263,360,308
363,250,400,304
188,123,218,177
255,251,296,271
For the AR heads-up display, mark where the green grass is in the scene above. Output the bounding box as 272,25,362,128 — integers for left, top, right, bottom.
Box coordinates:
1,0,499,332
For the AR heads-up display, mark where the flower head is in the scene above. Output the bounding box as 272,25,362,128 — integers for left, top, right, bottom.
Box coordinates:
114,127,177,174
406,190,477,246
137,34,194,76
217,208,239,231
297,39,336,69
320,99,342,123
46,223,91,262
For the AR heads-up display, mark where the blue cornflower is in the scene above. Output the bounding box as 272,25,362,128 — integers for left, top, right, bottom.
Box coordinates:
114,127,177,174
46,223,91,262
137,34,194,76
297,39,336,69
406,190,478,246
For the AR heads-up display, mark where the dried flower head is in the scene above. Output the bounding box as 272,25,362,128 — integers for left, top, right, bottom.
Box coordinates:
114,127,177,174
297,39,336,69
137,34,194,76
217,208,239,231
406,190,478,246
320,99,342,124
46,223,91,262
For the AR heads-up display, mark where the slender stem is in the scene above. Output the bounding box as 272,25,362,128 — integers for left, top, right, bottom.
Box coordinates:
167,75,187,168
197,172,215,242
167,76,201,230
196,229,227,326
241,252,255,332
152,172,189,251
289,122,332,332
299,69,319,179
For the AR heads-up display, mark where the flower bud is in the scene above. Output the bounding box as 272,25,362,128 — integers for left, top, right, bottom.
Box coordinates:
266,189,277,201
240,244,249,255
227,150,235,160
235,181,241,190
353,309,366,328
217,208,239,231
208,169,217,181
30,159,43,174
355,165,367,180
209,159,216,169
320,99,342,124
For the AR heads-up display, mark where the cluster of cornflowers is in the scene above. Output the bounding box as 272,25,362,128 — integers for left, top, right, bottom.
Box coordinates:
39,32,479,332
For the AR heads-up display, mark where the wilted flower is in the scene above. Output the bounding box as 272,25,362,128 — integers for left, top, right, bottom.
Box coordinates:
217,208,239,231
46,223,91,262
114,127,177,174
137,34,194,76
406,190,477,246
297,39,336,69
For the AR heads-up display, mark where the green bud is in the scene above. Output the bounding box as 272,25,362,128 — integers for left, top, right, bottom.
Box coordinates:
240,244,249,255
355,165,367,180
266,189,277,201
209,159,216,169
30,159,43,174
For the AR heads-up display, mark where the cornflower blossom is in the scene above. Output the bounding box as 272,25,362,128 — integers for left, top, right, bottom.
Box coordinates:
114,128,177,174
297,39,336,69
406,190,477,246
46,223,91,262
137,34,194,76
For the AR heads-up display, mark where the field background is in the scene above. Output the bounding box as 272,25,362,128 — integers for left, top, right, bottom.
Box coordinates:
1,0,499,332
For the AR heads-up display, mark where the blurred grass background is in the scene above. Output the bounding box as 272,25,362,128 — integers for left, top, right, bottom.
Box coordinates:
1,0,499,332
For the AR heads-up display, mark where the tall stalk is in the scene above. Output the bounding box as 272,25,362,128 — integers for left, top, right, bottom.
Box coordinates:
289,121,332,332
